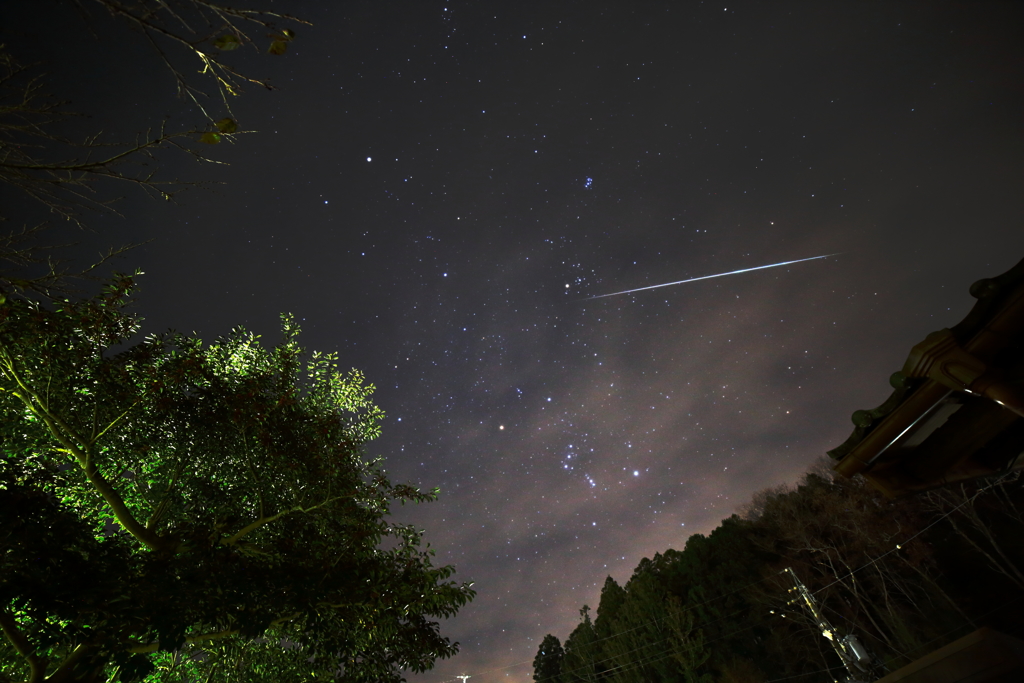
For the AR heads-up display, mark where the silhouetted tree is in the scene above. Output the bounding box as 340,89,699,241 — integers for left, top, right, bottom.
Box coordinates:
560,606,598,683
597,568,709,683
533,634,564,683
542,463,1024,682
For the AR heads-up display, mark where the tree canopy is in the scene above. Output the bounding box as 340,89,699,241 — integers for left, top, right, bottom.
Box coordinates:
0,275,474,682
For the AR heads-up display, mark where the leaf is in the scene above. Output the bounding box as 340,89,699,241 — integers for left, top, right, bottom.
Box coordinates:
214,34,242,51
281,29,296,40
199,132,222,145
215,118,238,134
268,40,289,56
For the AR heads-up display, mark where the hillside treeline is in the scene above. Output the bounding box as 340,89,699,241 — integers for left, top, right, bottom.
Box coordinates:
533,466,1024,683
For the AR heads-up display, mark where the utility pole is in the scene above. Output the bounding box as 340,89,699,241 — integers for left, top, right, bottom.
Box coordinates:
783,567,875,683
455,676,471,683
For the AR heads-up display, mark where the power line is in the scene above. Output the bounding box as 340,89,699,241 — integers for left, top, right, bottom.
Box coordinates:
428,572,783,683
428,473,1019,683
811,473,1012,596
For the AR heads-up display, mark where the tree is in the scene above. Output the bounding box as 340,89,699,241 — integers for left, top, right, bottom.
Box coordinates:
0,275,475,682
0,0,309,307
658,520,777,679
544,460,1024,682
597,566,709,683
0,1,306,226
559,606,598,683
532,634,564,683
0,0,310,308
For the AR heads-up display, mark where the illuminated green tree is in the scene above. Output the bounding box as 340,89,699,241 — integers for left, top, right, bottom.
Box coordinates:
0,276,474,682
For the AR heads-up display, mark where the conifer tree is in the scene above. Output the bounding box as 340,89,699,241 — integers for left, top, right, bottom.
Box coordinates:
532,634,564,683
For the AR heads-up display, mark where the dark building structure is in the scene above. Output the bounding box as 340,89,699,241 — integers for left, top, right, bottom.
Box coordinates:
829,257,1024,498
874,628,1024,683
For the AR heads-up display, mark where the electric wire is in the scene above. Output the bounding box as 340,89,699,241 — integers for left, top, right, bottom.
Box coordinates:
427,595,762,683
428,472,1019,683
557,607,767,682
810,472,1012,596
429,571,787,683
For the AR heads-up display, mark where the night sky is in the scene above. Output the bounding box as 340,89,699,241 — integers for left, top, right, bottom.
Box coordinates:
3,1,1024,681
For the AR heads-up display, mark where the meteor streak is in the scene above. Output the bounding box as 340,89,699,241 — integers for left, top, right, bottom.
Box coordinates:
586,253,840,300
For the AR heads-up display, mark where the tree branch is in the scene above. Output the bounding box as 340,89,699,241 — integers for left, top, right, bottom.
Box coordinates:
220,495,348,547
45,643,89,683
0,344,167,552
125,612,301,654
0,608,48,683
90,398,141,444
147,453,188,530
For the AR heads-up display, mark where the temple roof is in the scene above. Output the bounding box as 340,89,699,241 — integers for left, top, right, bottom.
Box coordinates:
830,256,1024,497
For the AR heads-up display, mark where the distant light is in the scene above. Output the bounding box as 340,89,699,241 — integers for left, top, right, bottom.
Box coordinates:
366,157,372,162
443,273,448,277
633,471,639,476
499,425,505,430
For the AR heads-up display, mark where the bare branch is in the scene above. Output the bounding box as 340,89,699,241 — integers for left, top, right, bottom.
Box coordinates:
80,0,310,110
0,50,226,224
0,222,145,301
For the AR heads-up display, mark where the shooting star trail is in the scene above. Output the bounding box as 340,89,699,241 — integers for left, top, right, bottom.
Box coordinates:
586,253,841,300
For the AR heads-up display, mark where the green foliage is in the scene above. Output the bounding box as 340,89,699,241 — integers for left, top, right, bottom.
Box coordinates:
213,34,241,51
268,29,296,56
267,41,288,56
214,118,238,134
0,276,474,682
